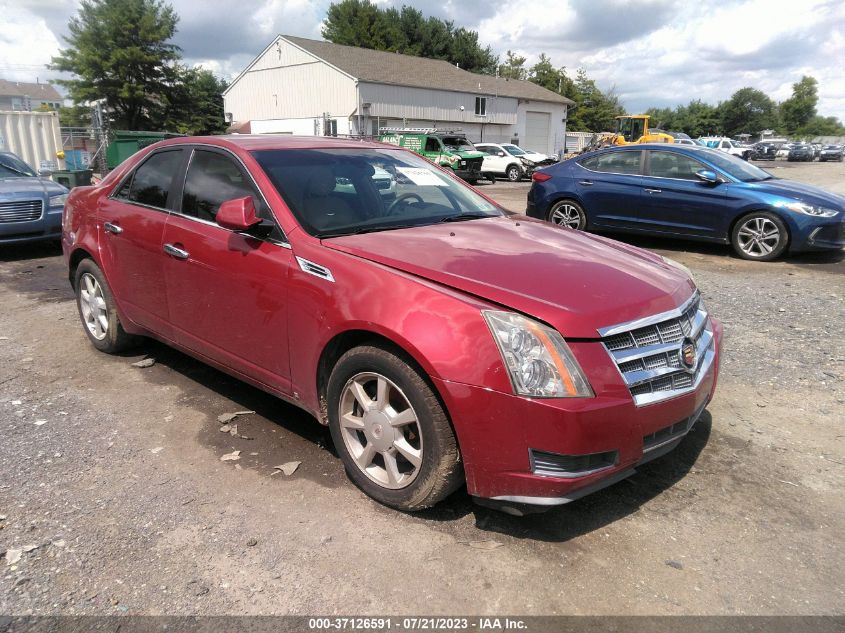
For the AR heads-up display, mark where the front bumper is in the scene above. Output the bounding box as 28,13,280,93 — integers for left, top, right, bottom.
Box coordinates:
434,318,722,506
0,206,62,244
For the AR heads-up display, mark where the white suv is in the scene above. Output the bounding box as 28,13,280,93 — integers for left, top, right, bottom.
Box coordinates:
475,143,553,182
698,137,751,160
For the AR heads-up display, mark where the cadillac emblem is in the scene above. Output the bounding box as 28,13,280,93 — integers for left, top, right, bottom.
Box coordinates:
680,339,697,371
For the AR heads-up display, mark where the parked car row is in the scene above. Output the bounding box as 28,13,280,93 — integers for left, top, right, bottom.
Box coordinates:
527,143,845,262
750,141,843,162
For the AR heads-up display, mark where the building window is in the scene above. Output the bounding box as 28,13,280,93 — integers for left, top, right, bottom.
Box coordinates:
475,97,486,116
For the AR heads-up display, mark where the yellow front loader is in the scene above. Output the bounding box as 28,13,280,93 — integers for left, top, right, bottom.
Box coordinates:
582,115,675,152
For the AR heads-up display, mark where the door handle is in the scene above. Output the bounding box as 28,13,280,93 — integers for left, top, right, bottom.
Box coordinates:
163,243,189,260
578,180,593,186
103,222,123,235
644,188,662,194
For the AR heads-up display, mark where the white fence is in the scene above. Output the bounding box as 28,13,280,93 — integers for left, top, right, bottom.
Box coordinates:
0,111,65,172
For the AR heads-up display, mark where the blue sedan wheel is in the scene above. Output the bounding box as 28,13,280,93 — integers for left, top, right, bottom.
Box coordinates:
731,212,788,261
548,200,587,230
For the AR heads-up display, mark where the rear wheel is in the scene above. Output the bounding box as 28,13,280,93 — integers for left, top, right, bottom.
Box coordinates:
506,164,522,182
74,259,139,353
327,345,463,511
731,212,788,261
547,199,587,230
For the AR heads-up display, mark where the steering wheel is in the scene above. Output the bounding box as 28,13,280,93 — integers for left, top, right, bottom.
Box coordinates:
386,192,424,216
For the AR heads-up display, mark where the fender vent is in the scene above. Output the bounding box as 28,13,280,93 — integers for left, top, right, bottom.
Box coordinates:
296,257,335,282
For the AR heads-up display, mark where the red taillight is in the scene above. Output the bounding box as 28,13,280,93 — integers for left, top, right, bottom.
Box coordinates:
532,171,552,182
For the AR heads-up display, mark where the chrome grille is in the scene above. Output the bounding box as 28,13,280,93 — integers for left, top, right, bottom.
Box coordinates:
599,292,716,406
0,199,43,223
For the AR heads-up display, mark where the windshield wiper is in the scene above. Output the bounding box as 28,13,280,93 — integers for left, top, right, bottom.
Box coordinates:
318,224,417,238
438,212,494,223
0,165,33,177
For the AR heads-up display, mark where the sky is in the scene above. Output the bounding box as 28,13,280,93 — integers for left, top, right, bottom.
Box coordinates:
2,0,844,122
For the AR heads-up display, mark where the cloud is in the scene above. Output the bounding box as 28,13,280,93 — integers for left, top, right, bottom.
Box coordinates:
2,0,844,123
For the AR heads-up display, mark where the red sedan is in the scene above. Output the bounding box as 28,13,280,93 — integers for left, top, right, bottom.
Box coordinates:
62,135,722,514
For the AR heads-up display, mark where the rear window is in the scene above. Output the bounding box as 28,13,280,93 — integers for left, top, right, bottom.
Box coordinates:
580,150,642,175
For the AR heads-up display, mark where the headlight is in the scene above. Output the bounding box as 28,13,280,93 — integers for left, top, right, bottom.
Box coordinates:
482,311,593,398
49,193,69,208
775,201,838,217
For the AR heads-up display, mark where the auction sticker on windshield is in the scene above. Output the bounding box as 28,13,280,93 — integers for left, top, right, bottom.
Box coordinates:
396,167,449,186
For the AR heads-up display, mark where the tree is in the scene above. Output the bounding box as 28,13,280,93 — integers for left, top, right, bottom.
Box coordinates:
58,105,93,127
796,115,845,137
164,67,228,135
719,87,778,137
568,69,625,132
50,0,181,129
528,54,575,99
498,50,527,80
781,75,818,134
322,0,498,74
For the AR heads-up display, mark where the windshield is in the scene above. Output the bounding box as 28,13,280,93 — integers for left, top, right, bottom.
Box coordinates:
502,144,526,156
252,148,503,238
699,148,773,182
0,152,37,178
441,137,476,152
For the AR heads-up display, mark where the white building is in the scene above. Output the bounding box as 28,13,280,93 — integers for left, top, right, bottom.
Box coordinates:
223,35,574,156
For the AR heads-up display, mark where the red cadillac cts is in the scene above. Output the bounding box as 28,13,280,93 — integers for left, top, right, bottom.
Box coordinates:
62,136,722,514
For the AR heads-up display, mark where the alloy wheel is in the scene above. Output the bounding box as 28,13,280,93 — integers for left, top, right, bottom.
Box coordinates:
79,272,109,340
736,216,781,258
550,202,583,229
338,372,423,489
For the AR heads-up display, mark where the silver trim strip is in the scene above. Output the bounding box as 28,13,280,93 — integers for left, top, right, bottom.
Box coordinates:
632,337,716,406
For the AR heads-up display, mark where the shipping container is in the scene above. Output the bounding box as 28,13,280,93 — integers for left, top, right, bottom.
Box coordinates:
0,110,65,172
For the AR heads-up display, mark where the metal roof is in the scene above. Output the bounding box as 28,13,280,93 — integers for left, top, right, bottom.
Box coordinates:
259,36,574,106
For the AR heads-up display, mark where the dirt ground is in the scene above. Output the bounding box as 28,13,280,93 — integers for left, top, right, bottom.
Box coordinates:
1,160,843,616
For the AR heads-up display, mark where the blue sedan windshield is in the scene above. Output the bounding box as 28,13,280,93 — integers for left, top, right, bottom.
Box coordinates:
0,152,36,178
699,148,772,182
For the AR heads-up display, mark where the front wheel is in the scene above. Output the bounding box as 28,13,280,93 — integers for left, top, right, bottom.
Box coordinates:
731,212,788,261
327,345,463,511
548,199,587,230
74,259,139,353
506,165,522,182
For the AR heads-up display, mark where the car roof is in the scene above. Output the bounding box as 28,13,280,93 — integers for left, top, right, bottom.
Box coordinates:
155,134,394,152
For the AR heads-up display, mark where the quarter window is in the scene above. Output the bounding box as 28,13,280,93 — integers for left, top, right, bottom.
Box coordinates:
648,151,707,180
181,150,260,222
127,150,183,209
580,150,642,175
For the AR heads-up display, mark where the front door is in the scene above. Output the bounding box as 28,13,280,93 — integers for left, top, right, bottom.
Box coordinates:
638,150,727,238
97,148,185,336
161,147,294,391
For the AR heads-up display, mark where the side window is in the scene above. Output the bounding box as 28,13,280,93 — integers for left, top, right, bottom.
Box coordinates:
113,175,133,199
127,150,183,209
181,150,260,222
581,151,642,175
648,151,706,180
425,137,441,152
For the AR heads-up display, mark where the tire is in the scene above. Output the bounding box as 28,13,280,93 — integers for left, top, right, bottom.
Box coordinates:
483,173,496,183
327,345,463,511
506,164,522,182
74,259,139,353
731,212,789,261
547,199,587,230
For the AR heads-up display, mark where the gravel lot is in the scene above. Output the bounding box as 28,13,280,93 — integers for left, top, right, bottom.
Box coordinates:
1,160,843,616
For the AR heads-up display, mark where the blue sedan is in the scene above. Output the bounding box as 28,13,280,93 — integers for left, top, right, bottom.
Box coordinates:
1,151,69,245
527,144,845,261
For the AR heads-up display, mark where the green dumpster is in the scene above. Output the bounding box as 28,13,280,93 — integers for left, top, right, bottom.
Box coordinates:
106,131,186,170
52,169,93,189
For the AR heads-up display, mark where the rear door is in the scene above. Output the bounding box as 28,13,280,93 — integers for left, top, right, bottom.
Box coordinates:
97,148,185,336
638,149,727,238
161,147,294,391
573,149,643,229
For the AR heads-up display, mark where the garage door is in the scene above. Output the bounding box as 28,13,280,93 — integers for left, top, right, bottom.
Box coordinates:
524,111,551,154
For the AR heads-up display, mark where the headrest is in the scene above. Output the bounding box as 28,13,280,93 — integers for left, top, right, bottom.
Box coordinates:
307,167,336,197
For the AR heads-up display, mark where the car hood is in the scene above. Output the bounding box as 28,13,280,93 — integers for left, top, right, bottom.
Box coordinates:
0,177,67,197
324,216,696,338
752,179,845,209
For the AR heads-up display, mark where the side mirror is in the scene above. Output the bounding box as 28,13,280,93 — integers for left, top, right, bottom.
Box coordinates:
497,151,505,157
216,196,262,231
695,169,720,184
